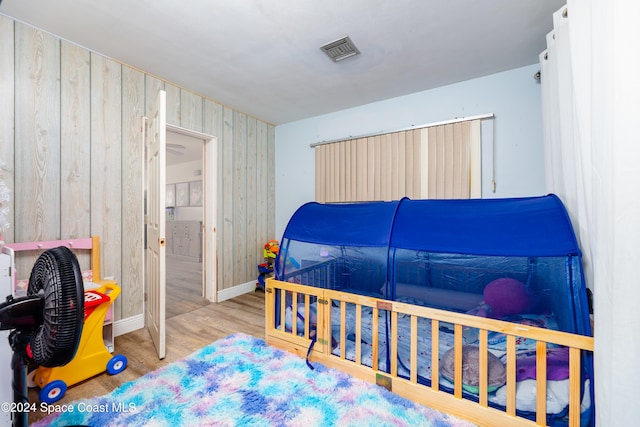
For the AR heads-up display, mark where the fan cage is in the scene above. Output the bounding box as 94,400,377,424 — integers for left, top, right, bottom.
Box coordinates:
28,247,84,367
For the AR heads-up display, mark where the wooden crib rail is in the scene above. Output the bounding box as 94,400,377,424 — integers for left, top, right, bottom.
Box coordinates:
280,258,340,289
265,278,594,427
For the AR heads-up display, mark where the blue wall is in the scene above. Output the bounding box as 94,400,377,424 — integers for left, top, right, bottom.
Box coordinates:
275,64,545,237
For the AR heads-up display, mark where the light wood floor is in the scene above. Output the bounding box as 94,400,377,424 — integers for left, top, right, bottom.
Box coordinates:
27,257,265,424
166,255,210,319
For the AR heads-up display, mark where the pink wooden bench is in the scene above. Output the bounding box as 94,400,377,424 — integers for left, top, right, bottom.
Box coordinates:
3,236,117,352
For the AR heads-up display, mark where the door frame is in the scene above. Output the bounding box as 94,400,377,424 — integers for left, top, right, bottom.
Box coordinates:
165,124,218,302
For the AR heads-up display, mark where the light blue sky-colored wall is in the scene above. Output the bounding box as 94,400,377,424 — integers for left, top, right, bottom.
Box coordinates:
274,64,546,237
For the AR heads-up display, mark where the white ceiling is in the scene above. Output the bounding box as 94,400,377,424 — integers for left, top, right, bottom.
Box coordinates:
166,131,205,166
0,0,564,126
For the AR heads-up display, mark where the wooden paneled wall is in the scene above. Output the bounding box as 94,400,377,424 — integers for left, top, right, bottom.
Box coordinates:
0,16,275,321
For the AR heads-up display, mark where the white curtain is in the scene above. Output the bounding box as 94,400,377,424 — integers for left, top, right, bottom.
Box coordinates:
540,1,640,425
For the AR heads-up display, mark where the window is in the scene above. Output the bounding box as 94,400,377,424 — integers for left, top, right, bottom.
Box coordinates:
314,118,482,203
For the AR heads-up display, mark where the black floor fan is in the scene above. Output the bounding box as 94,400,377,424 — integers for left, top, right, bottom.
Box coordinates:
0,246,85,427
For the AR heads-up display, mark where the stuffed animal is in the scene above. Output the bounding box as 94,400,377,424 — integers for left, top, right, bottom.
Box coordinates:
284,302,318,333
440,345,506,393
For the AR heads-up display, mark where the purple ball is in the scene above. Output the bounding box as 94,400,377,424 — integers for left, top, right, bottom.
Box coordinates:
483,278,530,318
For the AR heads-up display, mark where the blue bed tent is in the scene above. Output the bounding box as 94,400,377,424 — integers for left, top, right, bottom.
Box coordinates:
277,194,591,337
276,199,400,298
276,194,594,425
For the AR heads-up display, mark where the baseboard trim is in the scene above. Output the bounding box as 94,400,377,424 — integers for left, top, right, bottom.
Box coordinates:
217,280,256,302
114,314,144,337
114,283,256,336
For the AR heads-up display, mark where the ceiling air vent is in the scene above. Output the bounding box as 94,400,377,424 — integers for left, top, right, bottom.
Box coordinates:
321,36,361,62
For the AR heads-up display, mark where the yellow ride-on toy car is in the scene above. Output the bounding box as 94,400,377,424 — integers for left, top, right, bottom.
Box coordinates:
32,282,128,404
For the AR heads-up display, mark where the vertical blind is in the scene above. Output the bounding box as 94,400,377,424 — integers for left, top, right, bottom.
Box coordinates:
315,119,482,203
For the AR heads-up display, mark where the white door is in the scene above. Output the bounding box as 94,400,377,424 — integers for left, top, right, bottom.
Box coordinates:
145,90,167,359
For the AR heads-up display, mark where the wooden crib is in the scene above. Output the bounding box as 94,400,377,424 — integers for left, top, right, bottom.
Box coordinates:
265,277,593,427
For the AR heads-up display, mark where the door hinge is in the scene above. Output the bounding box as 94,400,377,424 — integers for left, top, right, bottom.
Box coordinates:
376,373,392,391
377,301,393,311
318,298,329,305
317,338,328,346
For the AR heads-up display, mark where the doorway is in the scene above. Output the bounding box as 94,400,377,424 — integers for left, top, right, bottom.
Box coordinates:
164,125,217,318
144,90,217,360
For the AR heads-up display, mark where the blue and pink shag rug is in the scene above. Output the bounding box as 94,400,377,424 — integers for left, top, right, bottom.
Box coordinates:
35,333,475,427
